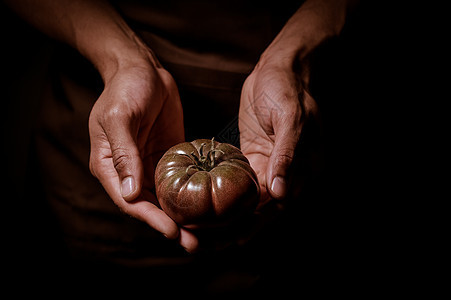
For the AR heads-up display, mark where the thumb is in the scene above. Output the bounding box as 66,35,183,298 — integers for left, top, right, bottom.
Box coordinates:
267,109,303,200
267,136,298,200
107,123,144,202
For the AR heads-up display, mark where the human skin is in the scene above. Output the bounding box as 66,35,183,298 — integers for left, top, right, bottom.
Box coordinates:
240,0,357,205
5,0,358,253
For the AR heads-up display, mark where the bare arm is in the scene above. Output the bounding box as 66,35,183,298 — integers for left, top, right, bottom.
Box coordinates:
263,0,358,66
3,0,152,81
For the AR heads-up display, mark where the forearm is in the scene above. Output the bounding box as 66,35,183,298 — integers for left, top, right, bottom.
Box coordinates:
4,0,150,82
261,0,358,65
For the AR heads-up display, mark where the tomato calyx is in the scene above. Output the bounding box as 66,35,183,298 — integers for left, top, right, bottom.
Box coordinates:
182,138,224,173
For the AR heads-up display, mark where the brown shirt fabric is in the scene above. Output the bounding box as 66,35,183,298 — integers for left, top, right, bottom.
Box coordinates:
33,0,303,267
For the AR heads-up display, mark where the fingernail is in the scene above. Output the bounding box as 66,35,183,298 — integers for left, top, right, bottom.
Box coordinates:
271,176,286,198
121,176,135,198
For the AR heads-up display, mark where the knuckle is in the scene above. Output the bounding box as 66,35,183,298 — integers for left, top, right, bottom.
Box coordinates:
104,105,127,123
302,91,319,116
273,99,302,127
281,101,302,122
274,152,294,170
164,227,180,240
282,111,303,129
112,147,132,174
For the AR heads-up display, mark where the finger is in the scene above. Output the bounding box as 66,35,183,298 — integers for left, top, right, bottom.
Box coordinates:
104,117,144,202
179,228,199,253
135,192,198,252
267,99,303,200
89,120,125,200
91,158,181,240
245,153,271,206
123,199,180,240
268,135,297,199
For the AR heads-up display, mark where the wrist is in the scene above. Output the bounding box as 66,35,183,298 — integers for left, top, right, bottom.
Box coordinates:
57,2,159,84
259,0,351,68
89,33,158,84
259,24,338,70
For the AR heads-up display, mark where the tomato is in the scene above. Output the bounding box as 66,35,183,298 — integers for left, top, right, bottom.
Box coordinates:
155,138,260,228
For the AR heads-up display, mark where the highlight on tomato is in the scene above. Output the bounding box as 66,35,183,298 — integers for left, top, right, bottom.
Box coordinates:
155,138,260,228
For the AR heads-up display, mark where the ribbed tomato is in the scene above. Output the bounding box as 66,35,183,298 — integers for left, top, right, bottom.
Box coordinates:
155,138,260,228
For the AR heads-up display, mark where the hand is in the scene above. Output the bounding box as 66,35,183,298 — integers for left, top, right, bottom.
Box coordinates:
239,57,318,207
88,56,198,252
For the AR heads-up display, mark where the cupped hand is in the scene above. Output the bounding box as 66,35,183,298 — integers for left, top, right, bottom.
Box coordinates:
88,57,198,252
239,58,318,207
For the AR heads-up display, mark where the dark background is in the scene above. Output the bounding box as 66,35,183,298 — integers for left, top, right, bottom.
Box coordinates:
0,1,429,296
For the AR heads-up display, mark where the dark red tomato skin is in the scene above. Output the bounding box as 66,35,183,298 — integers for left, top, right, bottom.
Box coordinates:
155,139,259,227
